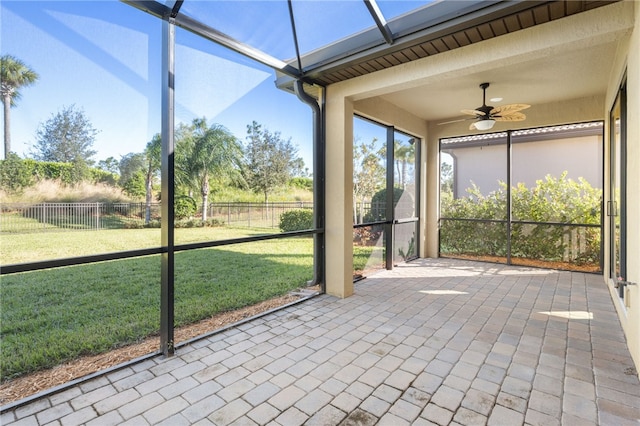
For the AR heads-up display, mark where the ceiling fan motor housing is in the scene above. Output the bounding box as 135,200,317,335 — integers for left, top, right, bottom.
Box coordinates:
478,82,493,117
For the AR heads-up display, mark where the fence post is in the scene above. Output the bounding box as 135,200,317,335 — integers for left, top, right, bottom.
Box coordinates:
96,202,100,230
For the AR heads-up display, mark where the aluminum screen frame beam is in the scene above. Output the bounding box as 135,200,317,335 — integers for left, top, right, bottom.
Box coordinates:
385,125,395,270
160,18,176,357
122,0,304,80
363,0,394,45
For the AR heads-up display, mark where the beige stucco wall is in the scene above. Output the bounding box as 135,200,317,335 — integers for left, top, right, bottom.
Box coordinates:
445,133,603,199
323,1,640,371
628,2,640,371
604,0,640,371
325,93,355,298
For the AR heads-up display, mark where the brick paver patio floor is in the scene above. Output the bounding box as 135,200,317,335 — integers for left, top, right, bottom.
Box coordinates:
2,258,640,425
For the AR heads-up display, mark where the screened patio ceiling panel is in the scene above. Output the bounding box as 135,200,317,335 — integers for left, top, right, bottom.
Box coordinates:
161,0,436,68
125,0,619,90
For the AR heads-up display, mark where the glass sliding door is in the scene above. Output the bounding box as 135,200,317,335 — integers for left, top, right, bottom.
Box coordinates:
352,116,421,278
393,131,419,264
609,81,627,297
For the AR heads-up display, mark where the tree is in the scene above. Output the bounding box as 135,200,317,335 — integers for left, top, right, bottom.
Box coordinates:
144,134,161,223
245,121,301,203
121,170,146,198
118,152,145,185
176,118,243,221
118,152,145,192
353,137,385,223
32,105,98,167
440,160,454,195
97,157,119,175
1,55,39,158
290,157,307,177
394,139,415,189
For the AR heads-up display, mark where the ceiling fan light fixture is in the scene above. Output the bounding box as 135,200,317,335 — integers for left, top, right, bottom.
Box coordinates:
475,119,495,130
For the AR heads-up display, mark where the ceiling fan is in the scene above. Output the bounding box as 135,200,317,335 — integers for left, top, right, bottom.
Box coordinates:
441,82,530,130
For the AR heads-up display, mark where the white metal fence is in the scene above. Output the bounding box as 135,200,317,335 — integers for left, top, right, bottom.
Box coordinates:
1,202,319,233
1,201,387,233
0,203,160,233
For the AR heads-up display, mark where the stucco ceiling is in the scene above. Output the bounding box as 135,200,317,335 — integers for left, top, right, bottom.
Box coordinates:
377,40,618,124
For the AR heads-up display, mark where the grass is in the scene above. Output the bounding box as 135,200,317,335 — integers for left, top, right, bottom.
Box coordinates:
0,227,273,265
0,224,383,381
1,233,314,381
353,245,384,273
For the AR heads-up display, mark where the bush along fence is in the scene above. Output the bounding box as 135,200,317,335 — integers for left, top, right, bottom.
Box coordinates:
208,202,313,229
439,173,603,271
439,218,601,269
0,202,318,233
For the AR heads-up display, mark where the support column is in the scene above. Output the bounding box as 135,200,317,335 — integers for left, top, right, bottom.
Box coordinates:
160,18,175,356
425,133,439,257
325,89,354,298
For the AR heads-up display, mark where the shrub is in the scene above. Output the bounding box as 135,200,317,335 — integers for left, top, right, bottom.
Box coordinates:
174,195,197,220
353,224,383,246
90,168,118,186
279,209,313,232
123,221,146,229
203,218,223,227
0,153,34,193
440,172,602,264
289,177,313,191
364,187,407,223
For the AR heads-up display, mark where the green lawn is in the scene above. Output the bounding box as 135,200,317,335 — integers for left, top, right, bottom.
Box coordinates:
0,229,314,381
0,227,272,265
0,227,382,381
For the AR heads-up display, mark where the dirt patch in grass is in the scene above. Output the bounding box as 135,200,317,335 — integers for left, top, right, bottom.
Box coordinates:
441,254,601,273
1,289,318,406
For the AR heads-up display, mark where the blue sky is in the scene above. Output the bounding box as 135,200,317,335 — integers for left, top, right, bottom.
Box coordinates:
1,0,427,170
1,1,304,166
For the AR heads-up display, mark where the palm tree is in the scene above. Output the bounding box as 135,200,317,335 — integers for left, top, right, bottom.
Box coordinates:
176,118,243,221
1,55,39,158
394,140,415,189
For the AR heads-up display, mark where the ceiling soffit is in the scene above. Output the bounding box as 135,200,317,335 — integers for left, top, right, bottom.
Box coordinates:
298,0,620,87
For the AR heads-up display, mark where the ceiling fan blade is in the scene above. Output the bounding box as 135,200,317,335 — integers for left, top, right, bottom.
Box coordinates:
437,117,473,125
469,121,478,130
493,112,526,122
490,103,530,116
461,109,484,116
